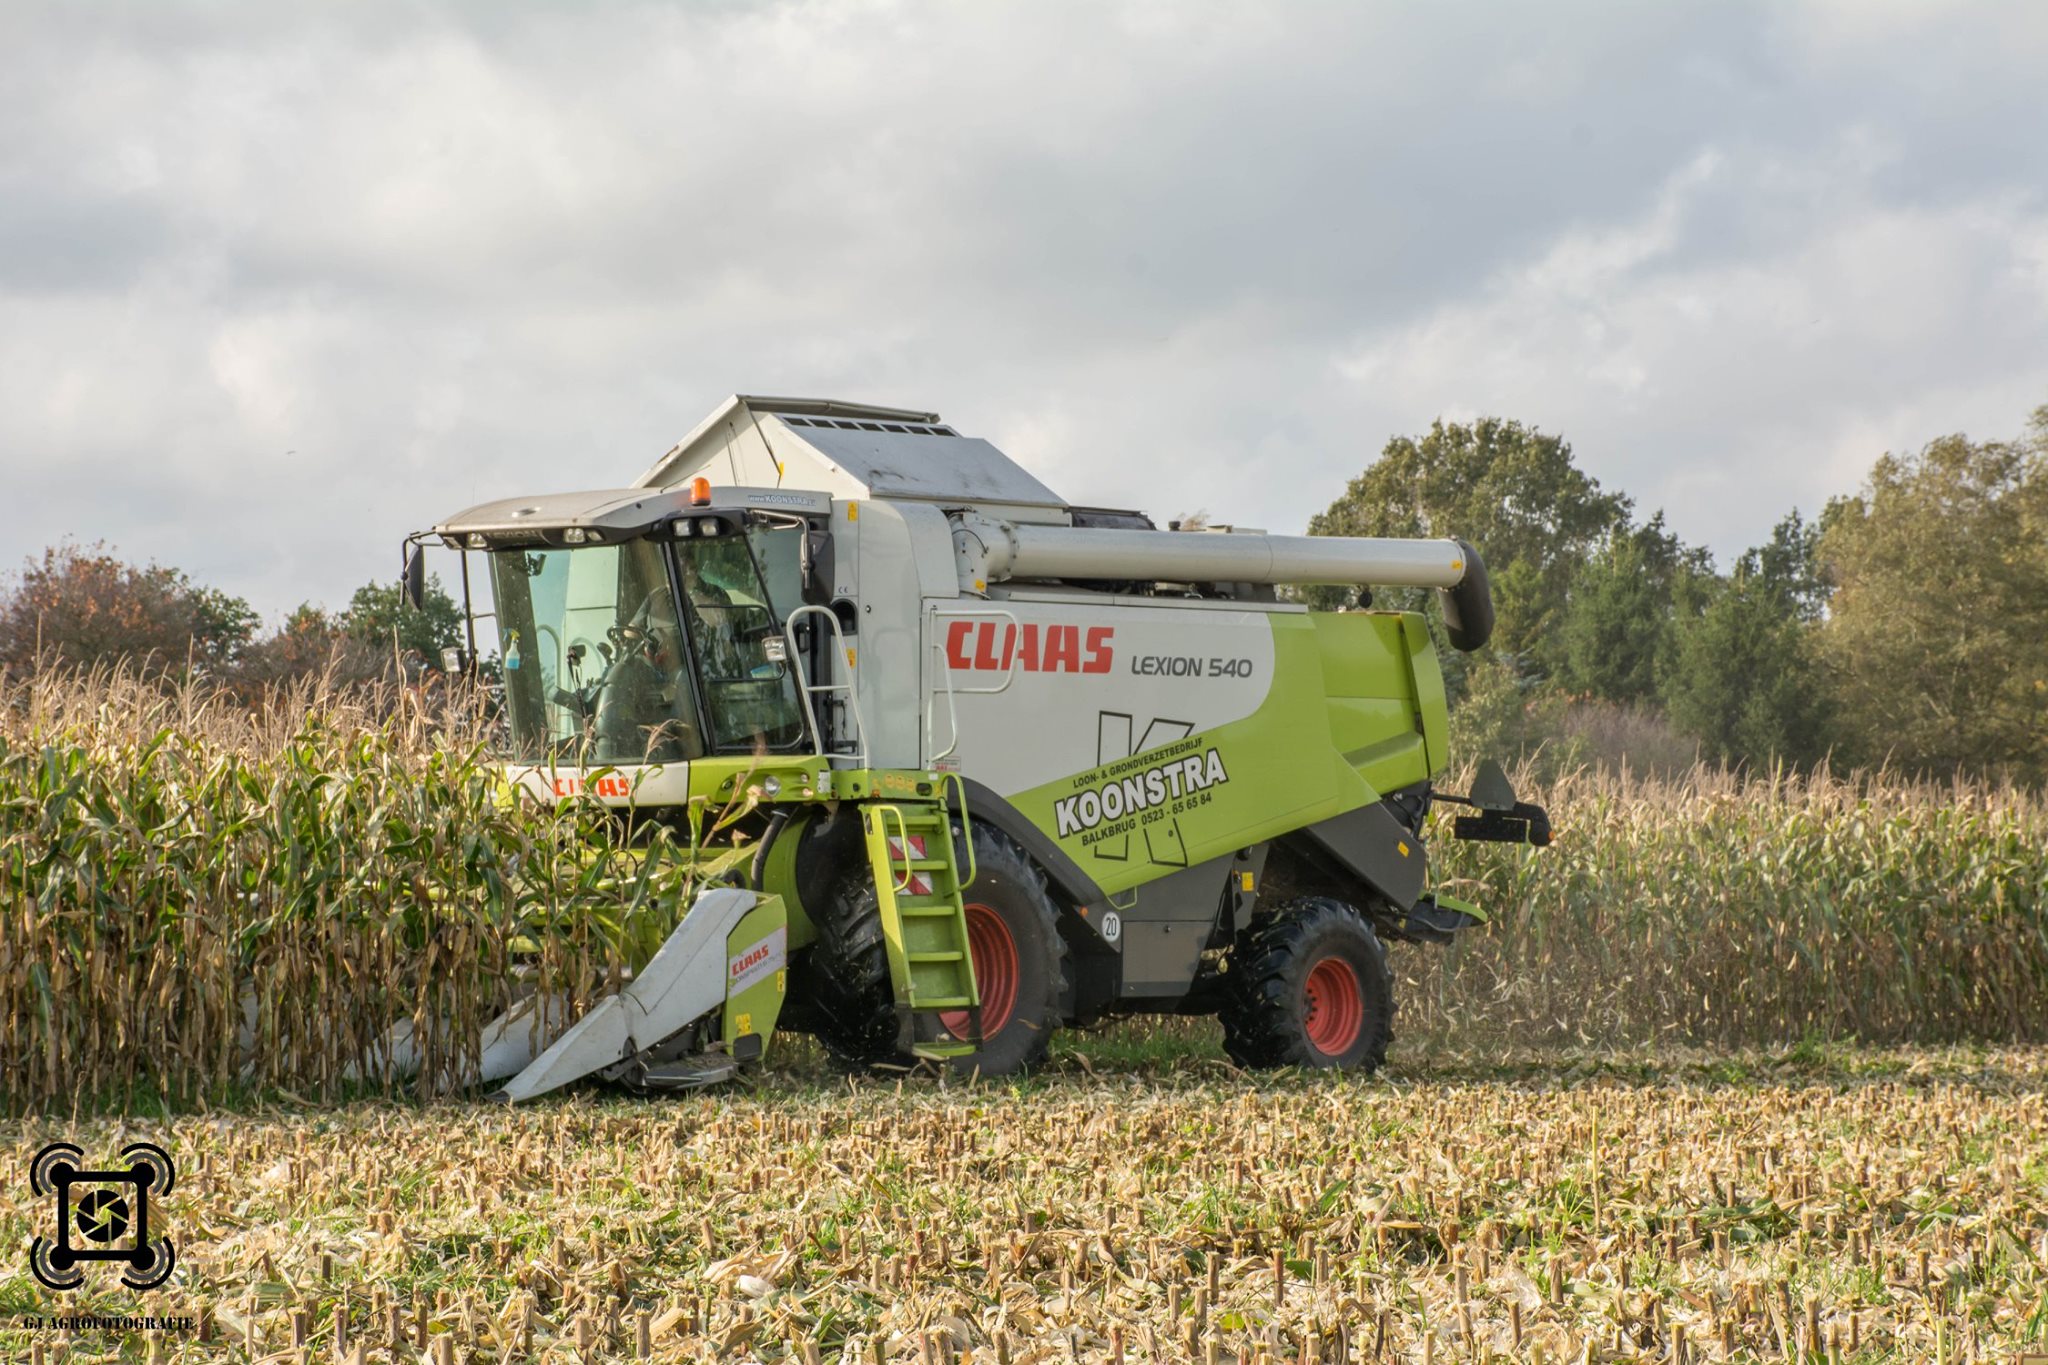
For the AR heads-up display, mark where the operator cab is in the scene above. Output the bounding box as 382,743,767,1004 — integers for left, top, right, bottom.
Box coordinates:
412,483,832,767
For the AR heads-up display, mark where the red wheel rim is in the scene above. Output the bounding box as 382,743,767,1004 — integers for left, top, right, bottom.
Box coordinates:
1302,955,1364,1057
940,904,1020,1041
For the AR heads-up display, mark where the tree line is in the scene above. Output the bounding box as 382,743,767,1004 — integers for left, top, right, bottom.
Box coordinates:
1309,403,2048,784
4,401,2043,782
0,543,465,699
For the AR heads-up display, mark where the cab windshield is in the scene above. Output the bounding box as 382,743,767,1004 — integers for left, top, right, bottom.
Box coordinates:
488,526,808,765
490,540,700,765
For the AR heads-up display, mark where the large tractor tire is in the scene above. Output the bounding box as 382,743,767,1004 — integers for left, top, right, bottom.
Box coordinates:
802,823,1068,1077
795,864,900,1065
1220,897,1393,1071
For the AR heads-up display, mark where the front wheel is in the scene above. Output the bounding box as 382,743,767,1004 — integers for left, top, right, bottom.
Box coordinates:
800,823,1068,1077
1220,897,1393,1071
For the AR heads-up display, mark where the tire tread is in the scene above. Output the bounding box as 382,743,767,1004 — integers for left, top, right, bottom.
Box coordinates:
1219,896,1393,1071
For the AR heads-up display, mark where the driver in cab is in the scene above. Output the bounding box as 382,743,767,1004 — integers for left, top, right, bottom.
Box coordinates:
593,569,698,763
679,541,794,748
679,551,745,680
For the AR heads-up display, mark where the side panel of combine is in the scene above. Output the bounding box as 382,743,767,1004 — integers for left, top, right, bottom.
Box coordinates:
1308,611,1447,791
939,601,1436,899
847,498,958,769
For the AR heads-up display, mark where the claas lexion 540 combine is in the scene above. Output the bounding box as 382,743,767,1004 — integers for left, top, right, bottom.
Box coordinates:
397,395,1549,1100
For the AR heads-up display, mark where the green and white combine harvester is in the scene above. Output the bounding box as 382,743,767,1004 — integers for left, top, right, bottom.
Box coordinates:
398,395,1549,1100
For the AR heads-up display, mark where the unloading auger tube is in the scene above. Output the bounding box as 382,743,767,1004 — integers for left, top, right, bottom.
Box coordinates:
949,512,1496,651
383,391,1545,1102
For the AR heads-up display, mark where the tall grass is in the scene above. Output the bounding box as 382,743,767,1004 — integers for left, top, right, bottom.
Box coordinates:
4,667,2043,1113
1,666,707,1114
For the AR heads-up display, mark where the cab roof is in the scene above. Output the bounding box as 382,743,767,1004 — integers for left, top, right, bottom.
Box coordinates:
432,485,830,547
433,487,692,544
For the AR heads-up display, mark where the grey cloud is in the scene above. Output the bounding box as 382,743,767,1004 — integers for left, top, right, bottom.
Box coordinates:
2,1,2045,617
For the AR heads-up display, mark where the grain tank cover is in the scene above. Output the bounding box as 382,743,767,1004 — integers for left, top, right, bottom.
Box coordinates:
632,395,1067,514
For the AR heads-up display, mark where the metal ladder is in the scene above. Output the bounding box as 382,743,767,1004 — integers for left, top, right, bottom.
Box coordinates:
862,790,979,1058
784,604,868,763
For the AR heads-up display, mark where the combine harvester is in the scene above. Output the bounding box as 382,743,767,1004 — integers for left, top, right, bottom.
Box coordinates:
399,395,1549,1099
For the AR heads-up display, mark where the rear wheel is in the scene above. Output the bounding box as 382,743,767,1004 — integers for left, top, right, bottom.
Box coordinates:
1220,897,1392,1071
801,823,1068,1077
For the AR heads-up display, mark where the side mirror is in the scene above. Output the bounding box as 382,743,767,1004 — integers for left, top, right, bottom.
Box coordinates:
402,543,426,612
439,646,468,675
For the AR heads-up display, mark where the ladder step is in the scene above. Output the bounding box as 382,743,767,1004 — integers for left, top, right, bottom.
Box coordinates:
865,800,978,1020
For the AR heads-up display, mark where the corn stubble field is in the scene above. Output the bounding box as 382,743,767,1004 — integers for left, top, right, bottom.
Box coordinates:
4,670,2046,1361
4,1053,2047,1363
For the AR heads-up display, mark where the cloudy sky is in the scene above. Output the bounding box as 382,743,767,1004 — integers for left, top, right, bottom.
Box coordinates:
5,2,2046,620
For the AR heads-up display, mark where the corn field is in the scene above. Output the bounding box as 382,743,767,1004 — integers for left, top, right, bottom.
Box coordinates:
1,668,722,1113
2,1053,2045,1362
3,666,2045,1113
1409,763,2048,1048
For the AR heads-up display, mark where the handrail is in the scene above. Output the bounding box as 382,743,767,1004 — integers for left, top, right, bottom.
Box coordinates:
939,772,977,889
924,606,1021,764
783,605,869,765
875,804,915,891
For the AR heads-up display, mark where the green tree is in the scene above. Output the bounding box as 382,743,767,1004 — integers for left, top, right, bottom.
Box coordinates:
1449,650,1577,771
1748,507,1829,620
341,575,465,662
1815,418,2048,780
1662,513,1831,770
0,542,258,673
1308,417,1631,668
1551,513,1712,704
